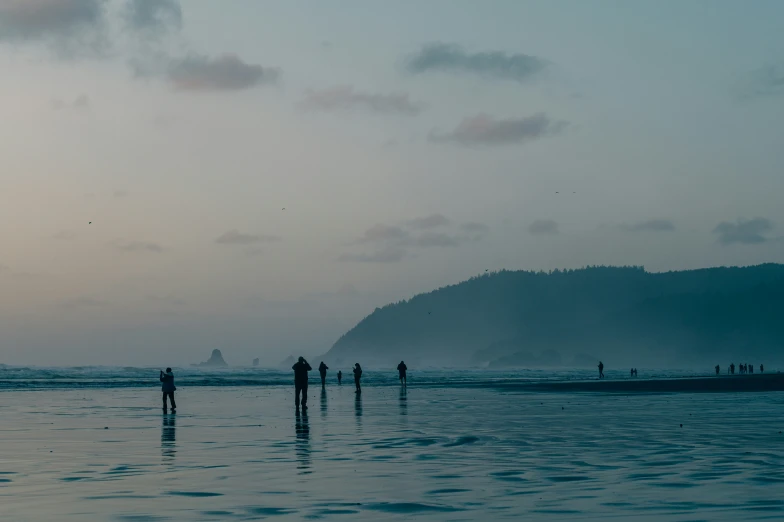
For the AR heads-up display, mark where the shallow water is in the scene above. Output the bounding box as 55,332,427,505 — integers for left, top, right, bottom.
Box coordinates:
1,384,783,521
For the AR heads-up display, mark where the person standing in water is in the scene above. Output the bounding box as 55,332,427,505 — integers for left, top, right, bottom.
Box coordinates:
761,364,764,374
318,361,329,388
598,361,604,379
160,368,176,413
292,356,312,411
353,363,362,393
337,370,342,385
397,361,407,386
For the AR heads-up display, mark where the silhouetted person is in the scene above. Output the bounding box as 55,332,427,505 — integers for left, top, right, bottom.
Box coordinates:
715,365,720,375
761,364,764,373
750,365,754,374
318,361,328,388
353,363,362,393
292,356,312,411
160,368,176,413
598,361,604,379
337,370,342,385
730,363,735,375
630,368,633,378
397,361,408,385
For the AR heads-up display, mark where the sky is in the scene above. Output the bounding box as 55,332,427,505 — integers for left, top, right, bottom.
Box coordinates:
1,0,784,366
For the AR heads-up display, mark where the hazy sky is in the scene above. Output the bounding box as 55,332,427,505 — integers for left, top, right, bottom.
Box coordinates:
1,0,784,365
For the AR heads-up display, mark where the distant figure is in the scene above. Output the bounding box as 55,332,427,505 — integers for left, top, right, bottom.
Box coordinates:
397,361,408,385
160,368,176,413
761,364,764,374
598,361,604,379
318,361,329,388
292,356,312,411
337,370,342,385
630,368,634,378
750,365,754,374
353,363,363,393
633,368,638,377
730,363,735,375
715,365,720,376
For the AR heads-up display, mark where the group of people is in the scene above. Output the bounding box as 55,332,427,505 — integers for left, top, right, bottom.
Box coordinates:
292,357,408,411
722,363,763,375
629,368,638,377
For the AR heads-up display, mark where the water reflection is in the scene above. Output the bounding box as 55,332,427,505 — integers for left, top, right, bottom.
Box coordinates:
295,410,311,474
320,387,327,419
161,414,176,462
399,386,407,416
354,392,363,432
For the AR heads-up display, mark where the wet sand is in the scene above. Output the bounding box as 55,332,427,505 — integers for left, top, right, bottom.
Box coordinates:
1,386,783,520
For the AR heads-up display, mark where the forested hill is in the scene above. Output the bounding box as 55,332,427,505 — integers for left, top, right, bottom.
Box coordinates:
322,264,784,368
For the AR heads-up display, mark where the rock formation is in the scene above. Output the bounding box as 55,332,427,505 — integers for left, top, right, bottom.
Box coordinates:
194,349,228,368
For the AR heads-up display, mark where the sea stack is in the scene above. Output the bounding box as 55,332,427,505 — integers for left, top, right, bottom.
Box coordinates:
253,358,259,367
195,349,228,368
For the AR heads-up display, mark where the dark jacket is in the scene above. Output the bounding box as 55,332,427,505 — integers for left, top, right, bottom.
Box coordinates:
397,363,407,374
353,366,362,381
293,361,312,385
318,362,328,374
160,372,176,393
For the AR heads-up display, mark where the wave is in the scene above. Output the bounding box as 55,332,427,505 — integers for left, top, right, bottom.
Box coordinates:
0,366,716,391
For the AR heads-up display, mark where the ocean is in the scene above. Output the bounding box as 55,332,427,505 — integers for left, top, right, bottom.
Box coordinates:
1,367,782,520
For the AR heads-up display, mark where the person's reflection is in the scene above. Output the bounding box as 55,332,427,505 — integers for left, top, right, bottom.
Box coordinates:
354,391,363,433
320,387,327,419
399,386,408,416
161,414,176,462
295,410,311,474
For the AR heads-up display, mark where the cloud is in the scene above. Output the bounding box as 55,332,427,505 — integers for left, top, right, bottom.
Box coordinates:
167,54,280,91
59,296,108,308
51,94,89,111
52,230,77,240
407,214,450,230
713,218,774,245
338,247,407,263
528,219,559,236
112,240,164,253
113,189,129,198
460,222,490,234
122,0,182,39
300,86,424,115
406,43,548,82
624,219,676,232
356,224,409,244
430,113,567,146
145,294,186,306
0,0,108,56
215,230,282,245
738,65,784,100
412,232,461,248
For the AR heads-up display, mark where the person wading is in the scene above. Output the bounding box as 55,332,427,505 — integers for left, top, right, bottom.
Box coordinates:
160,368,176,413
292,357,312,411
318,361,329,388
397,361,408,386
353,363,363,393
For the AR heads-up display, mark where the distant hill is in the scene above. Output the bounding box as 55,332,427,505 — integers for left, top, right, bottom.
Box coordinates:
322,264,784,368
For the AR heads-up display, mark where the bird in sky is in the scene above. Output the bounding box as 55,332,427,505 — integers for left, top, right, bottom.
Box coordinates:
88,221,92,224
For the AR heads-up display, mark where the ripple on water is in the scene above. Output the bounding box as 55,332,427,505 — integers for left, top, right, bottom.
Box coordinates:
165,491,223,497
444,436,480,447
245,507,296,516
364,502,463,513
